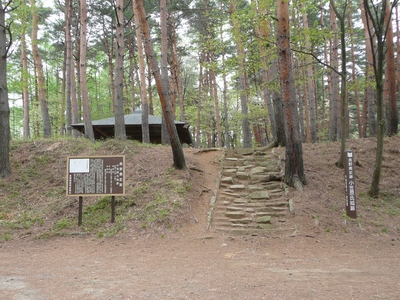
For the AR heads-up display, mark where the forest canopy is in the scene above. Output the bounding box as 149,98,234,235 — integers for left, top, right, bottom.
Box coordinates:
4,0,400,147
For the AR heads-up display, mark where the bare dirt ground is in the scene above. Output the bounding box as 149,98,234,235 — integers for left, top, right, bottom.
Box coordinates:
1,137,400,299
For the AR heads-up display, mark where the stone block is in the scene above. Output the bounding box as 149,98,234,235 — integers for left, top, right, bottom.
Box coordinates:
226,212,245,219
249,190,270,199
256,216,272,223
229,184,245,190
236,172,249,180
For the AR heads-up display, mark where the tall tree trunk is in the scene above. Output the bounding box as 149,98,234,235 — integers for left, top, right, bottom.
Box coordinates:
210,68,222,147
196,52,204,148
65,0,73,136
270,62,286,146
320,1,328,137
397,5,400,115
21,29,30,139
301,62,310,142
0,1,10,178
160,0,169,145
360,0,377,137
147,60,154,115
79,0,94,141
277,0,306,189
254,1,276,142
133,0,150,143
330,0,348,168
135,0,186,170
31,0,52,138
328,8,339,142
297,69,306,143
113,0,126,140
71,59,79,137
348,6,362,138
301,2,317,142
221,31,230,148
384,0,398,136
204,0,222,147
169,14,185,122
101,15,115,112
74,14,82,124
363,0,393,197
230,0,252,148
127,20,136,113
60,45,67,135
70,6,79,138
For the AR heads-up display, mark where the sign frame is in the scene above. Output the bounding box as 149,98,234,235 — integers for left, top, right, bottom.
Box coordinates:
344,150,357,219
66,155,125,197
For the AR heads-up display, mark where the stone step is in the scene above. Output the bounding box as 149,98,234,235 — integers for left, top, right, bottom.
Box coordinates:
211,210,287,221
214,226,294,236
209,148,291,237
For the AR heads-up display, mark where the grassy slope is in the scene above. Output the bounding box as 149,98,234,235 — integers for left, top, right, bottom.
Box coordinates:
1,136,400,242
0,138,197,241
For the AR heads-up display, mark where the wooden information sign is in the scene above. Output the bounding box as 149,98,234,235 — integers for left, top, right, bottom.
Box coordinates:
66,155,125,196
66,155,125,226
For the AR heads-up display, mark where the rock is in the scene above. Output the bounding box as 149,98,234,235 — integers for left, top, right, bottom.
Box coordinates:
221,177,234,184
256,216,272,223
250,166,267,175
223,169,237,176
233,198,247,204
249,190,270,199
229,185,245,190
236,172,249,180
226,206,243,211
226,212,245,219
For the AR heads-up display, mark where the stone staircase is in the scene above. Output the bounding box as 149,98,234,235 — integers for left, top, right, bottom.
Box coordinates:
208,147,293,236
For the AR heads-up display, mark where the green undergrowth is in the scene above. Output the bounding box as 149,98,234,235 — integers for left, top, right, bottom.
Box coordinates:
0,137,193,241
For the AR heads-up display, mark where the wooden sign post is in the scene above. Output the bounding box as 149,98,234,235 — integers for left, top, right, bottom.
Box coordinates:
66,155,125,225
344,150,357,219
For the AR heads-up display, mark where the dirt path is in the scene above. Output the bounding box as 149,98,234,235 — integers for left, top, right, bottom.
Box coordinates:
2,141,400,299
1,230,399,299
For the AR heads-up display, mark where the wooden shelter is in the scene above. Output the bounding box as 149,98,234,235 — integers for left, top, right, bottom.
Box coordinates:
71,110,192,145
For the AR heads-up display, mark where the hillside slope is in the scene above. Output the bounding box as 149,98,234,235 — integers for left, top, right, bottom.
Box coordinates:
1,136,399,241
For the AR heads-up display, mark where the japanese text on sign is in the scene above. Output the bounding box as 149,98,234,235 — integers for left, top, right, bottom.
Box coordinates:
344,150,357,218
66,156,125,196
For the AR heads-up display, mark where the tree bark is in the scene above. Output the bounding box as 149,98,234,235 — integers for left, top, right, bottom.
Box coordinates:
320,1,328,137
330,0,348,169
0,1,10,178
135,0,186,170
301,2,317,142
169,15,185,122
348,7,362,138
79,0,94,141
21,26,30,139
384,0,398,136
127,20,136,113
230,0,252,148
160,0,170,145
277,0,306,188
253,0,276,143
113,0,126,140
221,30,230,148
133,1,150,143
270,62,286,147
196,52,204,148
31,0,52,138
328,8,339,142
360,0,377,137
397,5,400,122
65,0,73,136
363,0,394,197
101,15,115,112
